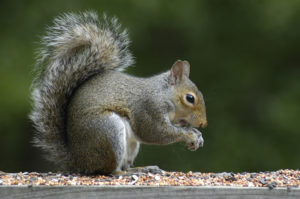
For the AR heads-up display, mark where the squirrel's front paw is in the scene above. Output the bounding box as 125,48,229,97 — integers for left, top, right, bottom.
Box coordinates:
185,129,204,151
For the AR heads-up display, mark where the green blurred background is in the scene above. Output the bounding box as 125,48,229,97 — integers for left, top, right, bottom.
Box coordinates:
0,0,299,173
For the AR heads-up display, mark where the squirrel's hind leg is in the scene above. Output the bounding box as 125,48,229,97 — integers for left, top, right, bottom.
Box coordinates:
68,111,128,174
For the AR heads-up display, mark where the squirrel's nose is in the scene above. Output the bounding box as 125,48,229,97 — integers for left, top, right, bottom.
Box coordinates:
199,121,207,129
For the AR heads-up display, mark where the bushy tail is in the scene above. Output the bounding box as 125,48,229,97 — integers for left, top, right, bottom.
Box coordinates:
30,11,133,167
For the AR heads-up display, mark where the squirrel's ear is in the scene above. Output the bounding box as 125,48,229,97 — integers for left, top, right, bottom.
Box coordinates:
170,60,190,85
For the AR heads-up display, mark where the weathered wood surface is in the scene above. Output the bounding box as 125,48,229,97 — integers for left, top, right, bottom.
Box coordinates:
1,186,300,199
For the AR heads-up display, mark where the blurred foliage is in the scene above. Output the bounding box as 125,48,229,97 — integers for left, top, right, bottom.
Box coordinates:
0,0,299,173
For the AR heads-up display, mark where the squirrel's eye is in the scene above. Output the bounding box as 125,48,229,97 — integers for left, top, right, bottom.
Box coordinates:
185,94,195,104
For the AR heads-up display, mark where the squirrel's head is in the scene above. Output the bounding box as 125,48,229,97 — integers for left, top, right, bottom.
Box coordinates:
169,60,207,129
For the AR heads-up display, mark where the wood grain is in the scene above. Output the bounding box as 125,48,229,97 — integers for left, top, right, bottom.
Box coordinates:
1,186,300,199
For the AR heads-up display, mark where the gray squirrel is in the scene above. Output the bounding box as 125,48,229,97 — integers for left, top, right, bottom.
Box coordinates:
30,11,207,174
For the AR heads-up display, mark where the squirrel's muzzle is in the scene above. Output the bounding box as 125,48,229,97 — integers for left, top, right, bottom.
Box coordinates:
199,120,207,129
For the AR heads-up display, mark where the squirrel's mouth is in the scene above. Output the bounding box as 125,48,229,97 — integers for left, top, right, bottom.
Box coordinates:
179,119,190,127
172,118,191,128
179,119,187,127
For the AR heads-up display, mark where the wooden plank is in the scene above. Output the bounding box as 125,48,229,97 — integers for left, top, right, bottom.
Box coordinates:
0,186,300,199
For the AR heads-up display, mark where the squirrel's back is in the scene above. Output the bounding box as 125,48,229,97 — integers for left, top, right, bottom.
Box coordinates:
30,11,134,167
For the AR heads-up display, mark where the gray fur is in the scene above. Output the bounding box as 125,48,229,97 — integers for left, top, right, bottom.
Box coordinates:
30,11,133,167
67,70,205,174
30,11,207,174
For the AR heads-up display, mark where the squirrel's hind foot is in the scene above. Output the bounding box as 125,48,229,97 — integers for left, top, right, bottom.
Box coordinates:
112,165,165,177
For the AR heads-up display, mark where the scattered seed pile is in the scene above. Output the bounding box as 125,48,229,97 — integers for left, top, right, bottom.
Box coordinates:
0,169,299,188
